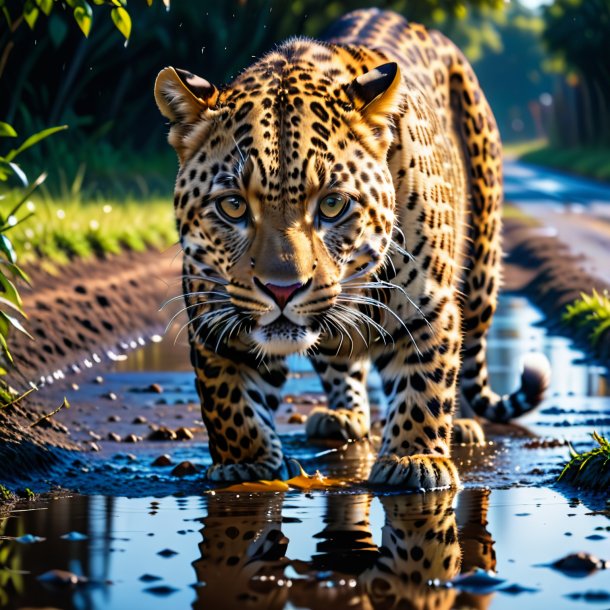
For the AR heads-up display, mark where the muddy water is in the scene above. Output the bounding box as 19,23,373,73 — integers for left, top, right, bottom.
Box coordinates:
2,295,610,609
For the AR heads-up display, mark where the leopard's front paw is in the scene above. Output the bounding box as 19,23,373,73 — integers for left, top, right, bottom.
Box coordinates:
206,461,279,482
368,454,459,490
305,407,369,441
453,418,486,445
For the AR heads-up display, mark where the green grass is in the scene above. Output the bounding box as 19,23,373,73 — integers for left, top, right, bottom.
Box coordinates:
518,144,610,182
559,432,610,492
5,195,176,267
563,290,610,349
503,138,548,159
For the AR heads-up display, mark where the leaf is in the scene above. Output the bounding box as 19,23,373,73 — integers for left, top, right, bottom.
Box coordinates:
23,0,39,29
35,0,53,16
5,125,68,162
0,333,14,365
0,235,16,264
0,312,32,339
0,122,17,138
0,274,24,314
111,6,131,40
73,1,92,37
0,261,31,285
8,162,28,187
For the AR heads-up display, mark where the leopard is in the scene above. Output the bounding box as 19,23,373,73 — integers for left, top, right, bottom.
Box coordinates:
154,8,550,489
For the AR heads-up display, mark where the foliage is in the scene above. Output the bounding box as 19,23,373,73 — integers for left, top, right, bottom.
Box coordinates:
541,0,610,147
1,0,506,197
563,290,610,348
8,194,175,266
558,432,610,491
520,144,610,181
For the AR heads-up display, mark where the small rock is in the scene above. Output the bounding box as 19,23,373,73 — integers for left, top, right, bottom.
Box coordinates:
123,434,142,443
108,432,122,442
88,430,102,441
61,531,88,541
147,383,164,394
102,392,118,401
94,376,104,384
552,552,608,574
171,461,198,477
71,383,80,391
89,442,101,452
157,548,179,558
152,454,172,467
148,427,177,441
288,412,307,424
37,569,83,587
133,416,147,424
107,415,121,422
15,534,45,544
175,427,194,440
139,574,162,582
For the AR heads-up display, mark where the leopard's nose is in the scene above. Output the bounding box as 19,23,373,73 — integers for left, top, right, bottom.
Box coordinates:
254,278,310,310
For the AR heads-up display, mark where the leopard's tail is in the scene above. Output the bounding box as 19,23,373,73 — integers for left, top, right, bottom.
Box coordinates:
461,352,551,423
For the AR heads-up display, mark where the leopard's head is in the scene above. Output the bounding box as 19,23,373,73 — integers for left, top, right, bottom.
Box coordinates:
155,41,402,356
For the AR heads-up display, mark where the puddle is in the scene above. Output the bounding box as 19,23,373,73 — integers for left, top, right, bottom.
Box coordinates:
1,487,609,610
2,295,609,608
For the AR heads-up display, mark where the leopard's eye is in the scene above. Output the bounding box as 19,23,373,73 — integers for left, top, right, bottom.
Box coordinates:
216,195,248,222
318,193,350,221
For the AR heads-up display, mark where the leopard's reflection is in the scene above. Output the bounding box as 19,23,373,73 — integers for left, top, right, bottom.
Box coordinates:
192,488,496,610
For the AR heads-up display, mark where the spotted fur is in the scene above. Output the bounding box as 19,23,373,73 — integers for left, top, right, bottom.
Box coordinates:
193,489,497,609
154,8,549,487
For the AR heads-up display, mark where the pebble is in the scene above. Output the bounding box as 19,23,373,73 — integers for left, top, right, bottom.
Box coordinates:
148,427,177,441
123,434,142,443
152,454,172,467
552,552,608,574
37,569,83,587
175,427,194,440
94,376,104,384
102,392,118,401
139,574,162,582
288,412,307,424
89,442,101,452
157,548,178,558
133,416,147,424
171,461,198,477
144,585,179,596
147,383,164,394
71,383,80,391
107,432,122,442
107,415,121,422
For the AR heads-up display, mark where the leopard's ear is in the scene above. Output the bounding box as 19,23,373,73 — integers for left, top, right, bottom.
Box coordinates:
346,62,401,121
154,67,219,124
154,67,220,162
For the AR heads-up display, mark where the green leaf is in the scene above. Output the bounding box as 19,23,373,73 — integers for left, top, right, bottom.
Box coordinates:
8,162,28,186
0,333,14,365
0,312,32,339
23,0,39,29
0,261,31,284
0,122,17,138
0,274,24,314
49,13,68,46
0,235,16,264
73,1,92,37
5,125,68,162
35,0,53,16
111,6,131,40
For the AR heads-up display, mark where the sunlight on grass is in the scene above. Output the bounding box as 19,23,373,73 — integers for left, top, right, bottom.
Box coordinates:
5,195,176,265
563,290,610,349
558,431,610,491
519,145,610,181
